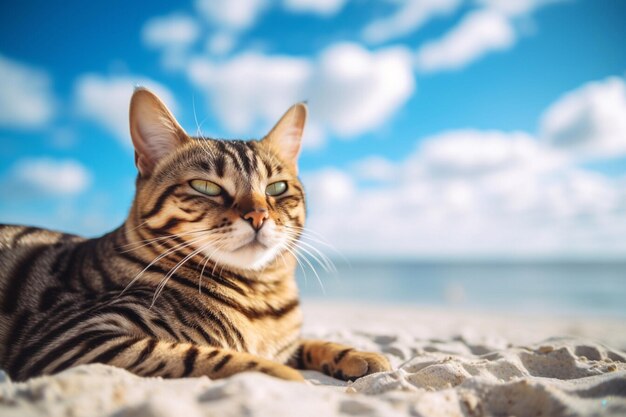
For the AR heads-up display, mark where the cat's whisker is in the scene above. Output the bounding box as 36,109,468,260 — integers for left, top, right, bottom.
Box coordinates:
152,237,218,306
282,233,327,270
192,94,203,138
191,94,216,144
283,225,351,269
277,251,289,268
211,239,230,278
123,219,151,235
198,238,229,294
285,236,336,274
284,241,325,294
283,225,344,254
197,244,219,294
120,229,213,252
118,227,213,252
198,135,216,159
280,244,308,287
282,225,337,248
281,229,337,273
196,240,218,294
294,247,325,294
120,233,212,297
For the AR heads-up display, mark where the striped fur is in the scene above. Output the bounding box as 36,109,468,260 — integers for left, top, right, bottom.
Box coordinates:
0,88,390,382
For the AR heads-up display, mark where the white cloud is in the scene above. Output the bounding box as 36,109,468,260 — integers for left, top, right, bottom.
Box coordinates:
303,168,356,207
415,9,515,72
142,14,200,50
311,44,415,137
3,158,91,197
351,156,399,182
73,74,177,146
283,0,347,16
304,130,626,258
362,0,461,44
187,43,415,146
0,54,55,129
188,52,312,136
192,0,270,58
141,14,201,70
195,0,268,30
206,32,237,55
540,76,626,159
417,130,565,176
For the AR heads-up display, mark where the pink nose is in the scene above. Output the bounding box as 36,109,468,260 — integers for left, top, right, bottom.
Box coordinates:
243,209,269,231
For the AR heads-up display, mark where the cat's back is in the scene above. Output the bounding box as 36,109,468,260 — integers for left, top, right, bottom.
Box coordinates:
0,224,84,298
1,224,77,247
0,224,83,259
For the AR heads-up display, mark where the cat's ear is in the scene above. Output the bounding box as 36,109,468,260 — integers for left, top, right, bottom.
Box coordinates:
263,102,307,172
129,87,188,177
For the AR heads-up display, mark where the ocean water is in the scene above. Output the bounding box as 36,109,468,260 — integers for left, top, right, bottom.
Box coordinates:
296,261,626,318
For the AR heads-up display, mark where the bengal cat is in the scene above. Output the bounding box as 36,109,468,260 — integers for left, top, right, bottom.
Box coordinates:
0,88,390,382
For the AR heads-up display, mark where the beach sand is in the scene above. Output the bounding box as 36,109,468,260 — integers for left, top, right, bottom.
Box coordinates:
1,302,625,417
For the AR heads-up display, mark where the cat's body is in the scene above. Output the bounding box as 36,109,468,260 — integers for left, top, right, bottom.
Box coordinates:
0,88,390,382
0,224,303,381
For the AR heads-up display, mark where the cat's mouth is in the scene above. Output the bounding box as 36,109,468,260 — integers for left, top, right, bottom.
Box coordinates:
233,237,268,252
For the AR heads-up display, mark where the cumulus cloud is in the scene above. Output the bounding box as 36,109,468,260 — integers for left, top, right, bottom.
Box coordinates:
310,44,415,137
0,54,55,129
304,130,626,257
188,52,311,136
195,0,268,30
187,43,414,146
302,74,626,257
417,130,566,176
2,158,92,198
206,32,237,55
142,14,200,50
300,76,626,258
415,9,516,72
540,76,626,159
73,74,177,147
283,0,348,16
141,14,201,69
351,156,399,182
193,0,269,56
362,0,461,44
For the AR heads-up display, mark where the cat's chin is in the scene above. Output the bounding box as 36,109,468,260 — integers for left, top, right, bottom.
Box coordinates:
204,242,281,272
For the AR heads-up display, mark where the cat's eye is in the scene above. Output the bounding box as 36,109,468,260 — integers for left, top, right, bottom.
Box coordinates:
190,179,222,196
266,181,288,196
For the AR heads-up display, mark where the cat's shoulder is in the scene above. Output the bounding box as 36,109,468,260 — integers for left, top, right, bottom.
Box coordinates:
0,224,84,250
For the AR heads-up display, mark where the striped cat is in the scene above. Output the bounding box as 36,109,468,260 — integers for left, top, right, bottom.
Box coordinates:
0,88,390,382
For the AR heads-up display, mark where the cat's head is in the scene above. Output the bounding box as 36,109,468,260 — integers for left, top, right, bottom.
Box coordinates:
127,88,306,272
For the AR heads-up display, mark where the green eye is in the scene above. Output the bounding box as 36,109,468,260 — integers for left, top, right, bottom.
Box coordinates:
266,181,288,196
190,179,222,196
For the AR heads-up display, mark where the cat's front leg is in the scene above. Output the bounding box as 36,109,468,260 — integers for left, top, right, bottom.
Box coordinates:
121,337,305,381
289,339,391,381
42,335,304,381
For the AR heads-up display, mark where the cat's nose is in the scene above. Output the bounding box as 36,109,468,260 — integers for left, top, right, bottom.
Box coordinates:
243,209,269,231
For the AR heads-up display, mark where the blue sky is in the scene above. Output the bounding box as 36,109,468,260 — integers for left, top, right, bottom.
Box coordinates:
1,0,625,259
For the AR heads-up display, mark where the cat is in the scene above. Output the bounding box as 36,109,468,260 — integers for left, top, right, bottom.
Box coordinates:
0,88,390,382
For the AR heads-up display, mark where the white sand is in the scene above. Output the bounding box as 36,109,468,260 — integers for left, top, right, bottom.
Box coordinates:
1,302,625,417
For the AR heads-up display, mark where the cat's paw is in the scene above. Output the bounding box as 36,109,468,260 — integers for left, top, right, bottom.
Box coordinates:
328,350,391,381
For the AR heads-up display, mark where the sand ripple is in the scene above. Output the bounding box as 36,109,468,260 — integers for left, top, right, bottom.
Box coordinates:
1,306,626,417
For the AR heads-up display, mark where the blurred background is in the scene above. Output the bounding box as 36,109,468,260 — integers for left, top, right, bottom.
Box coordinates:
1,0,625,317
